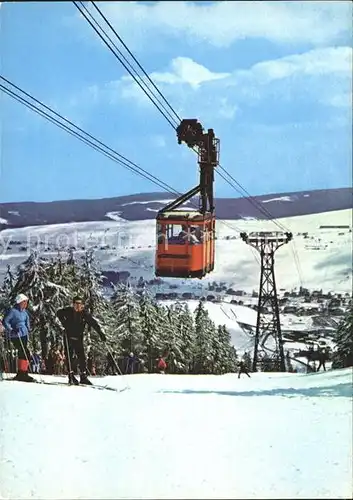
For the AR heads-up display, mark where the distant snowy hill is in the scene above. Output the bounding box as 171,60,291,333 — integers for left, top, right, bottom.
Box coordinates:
0,209,351,294
0,187,352,229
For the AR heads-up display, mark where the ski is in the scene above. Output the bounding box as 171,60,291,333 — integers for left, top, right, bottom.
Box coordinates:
38,380,128,392
3,378,127,393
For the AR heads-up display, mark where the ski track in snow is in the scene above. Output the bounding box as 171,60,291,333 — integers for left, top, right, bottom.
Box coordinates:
0,369,352,499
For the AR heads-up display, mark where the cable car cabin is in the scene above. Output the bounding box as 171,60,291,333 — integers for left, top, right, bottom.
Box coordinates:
154,118,220,278
155,210,215,279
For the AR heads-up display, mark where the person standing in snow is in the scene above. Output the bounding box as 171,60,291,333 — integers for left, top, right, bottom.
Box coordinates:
2,294,35,382
316,349,328,372
125,352,139,374
238,360,251,379
157,356,167,374
56,296,106,385
31,352,41,373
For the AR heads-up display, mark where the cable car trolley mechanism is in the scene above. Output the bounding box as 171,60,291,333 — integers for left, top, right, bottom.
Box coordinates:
155,119,220,279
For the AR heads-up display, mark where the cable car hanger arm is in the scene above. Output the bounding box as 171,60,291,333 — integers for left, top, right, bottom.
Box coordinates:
159,119,220,216
159,185,200,214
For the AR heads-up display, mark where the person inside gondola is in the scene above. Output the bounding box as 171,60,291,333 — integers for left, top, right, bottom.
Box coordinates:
192,226,203,242
178,225,199,244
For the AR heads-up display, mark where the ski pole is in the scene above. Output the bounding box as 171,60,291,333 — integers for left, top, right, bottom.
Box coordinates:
104,343,131,390
105,344,123,375
63,332,73,375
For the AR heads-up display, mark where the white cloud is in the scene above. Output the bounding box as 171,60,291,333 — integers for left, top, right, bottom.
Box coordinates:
111,57,233,120
151,57,230,89
90,1,351,48
116,46,352,115
69,46,350,127
245,47,352,84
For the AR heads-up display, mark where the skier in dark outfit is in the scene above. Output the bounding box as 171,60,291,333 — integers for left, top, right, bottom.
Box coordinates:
56,296,106,385
238,360,251,379
316,349,328,372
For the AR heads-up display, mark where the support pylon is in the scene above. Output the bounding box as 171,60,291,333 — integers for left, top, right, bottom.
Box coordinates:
240,231,293,372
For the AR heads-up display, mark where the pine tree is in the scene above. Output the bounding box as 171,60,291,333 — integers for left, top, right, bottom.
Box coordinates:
139,290,164,372
77,250,113,358
332,306,353,368
193,301,214,374
111,282,142,356
174,302,196,373
215,325,238,374
210,325,222,374
163,303,190,373
0,265,15,310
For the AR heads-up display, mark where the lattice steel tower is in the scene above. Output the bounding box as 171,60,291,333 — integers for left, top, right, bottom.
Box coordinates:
240,231,293,372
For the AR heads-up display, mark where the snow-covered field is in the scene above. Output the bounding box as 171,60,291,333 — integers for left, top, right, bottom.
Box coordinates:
0,209,352,293
0,368,352,499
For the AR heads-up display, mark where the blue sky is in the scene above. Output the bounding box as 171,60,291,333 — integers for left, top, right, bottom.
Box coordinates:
1,1,352,203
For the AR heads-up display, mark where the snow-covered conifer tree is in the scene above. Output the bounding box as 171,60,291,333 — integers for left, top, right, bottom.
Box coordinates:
139,290,164,372
162,303,188,373
332,306,353,368
74,250,115,367
110,282,142,356
215,325,238,374
193,300,215,374
172,302,195,373
0,265,15,310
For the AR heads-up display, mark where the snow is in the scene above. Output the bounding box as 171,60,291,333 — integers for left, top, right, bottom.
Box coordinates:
105,211,125,222
0,368,351,499
262,196,293,203
0,209,352,294
121,199,178,206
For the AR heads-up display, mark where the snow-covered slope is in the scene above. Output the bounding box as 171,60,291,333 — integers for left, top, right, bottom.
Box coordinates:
0,209,351,293
0,368,351,499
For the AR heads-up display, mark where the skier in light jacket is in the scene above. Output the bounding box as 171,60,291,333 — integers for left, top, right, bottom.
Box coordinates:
3,294,35,382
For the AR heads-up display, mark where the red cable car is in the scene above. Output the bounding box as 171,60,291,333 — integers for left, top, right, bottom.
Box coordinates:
155,119,220,279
